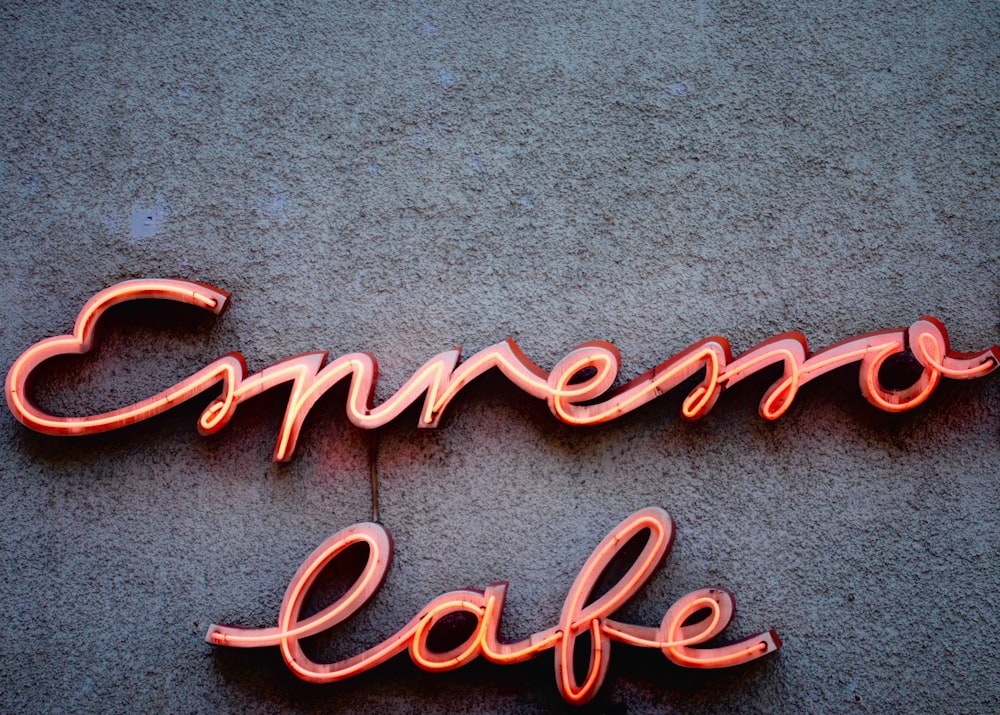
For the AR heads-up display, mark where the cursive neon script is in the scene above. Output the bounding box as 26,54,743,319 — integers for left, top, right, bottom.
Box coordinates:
6,279,998,461
205,507,781,705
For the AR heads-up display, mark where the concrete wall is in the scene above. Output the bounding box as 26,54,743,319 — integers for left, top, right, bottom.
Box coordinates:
1,2,997,712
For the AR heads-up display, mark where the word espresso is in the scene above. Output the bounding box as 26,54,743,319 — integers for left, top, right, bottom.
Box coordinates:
205,507,781,705
6,279,998,461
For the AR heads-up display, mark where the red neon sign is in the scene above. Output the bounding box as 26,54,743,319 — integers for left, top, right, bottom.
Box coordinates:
205,507,781,705
6,278,998,461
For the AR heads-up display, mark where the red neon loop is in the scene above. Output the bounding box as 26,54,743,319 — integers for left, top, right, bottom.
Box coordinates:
205,507,782,705
6,279,998,461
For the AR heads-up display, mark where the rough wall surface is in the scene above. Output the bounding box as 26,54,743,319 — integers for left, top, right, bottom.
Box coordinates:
1,1,997,712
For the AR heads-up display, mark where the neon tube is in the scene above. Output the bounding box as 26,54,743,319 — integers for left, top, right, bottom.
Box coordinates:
205,507,781,705
7,279,997,461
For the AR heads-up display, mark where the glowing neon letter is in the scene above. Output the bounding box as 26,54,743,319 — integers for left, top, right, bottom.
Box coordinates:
205,507,781,705
6,279,998,461
4,279,247,437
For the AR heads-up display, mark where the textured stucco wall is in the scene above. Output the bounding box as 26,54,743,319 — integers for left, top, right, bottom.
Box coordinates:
1,2,997,713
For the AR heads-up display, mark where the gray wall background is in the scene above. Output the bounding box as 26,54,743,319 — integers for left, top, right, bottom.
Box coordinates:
1,2,997,712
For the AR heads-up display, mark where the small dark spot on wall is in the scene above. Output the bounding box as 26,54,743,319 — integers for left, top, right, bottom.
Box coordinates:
877,349,924,392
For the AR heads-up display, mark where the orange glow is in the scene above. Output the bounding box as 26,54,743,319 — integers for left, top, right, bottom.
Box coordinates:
205,507,781,705
4,279,246,437
7,279,998,461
